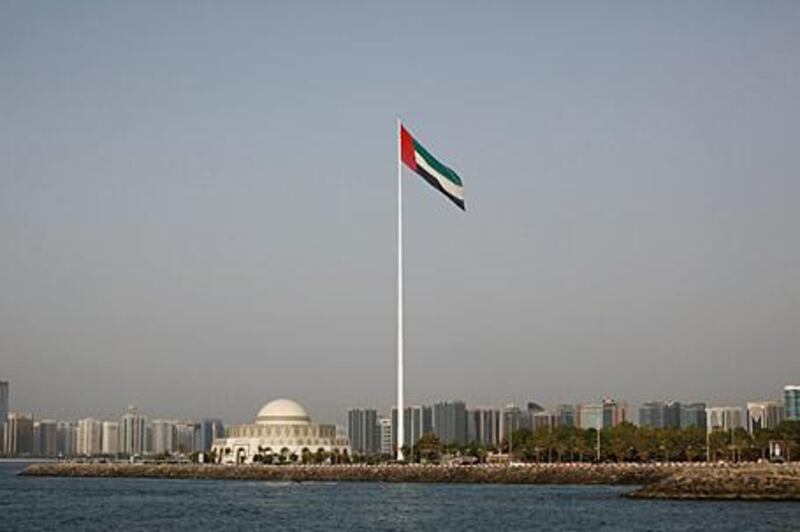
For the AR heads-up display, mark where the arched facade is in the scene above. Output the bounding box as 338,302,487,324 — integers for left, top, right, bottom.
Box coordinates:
211,398,350,464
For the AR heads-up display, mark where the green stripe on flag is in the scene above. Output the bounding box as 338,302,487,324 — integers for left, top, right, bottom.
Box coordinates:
413,140,463,187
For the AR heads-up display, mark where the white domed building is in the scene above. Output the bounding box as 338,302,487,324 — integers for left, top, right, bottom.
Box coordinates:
212,399,350,464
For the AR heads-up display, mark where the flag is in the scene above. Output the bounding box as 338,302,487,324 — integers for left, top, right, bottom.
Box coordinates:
400,124,465,210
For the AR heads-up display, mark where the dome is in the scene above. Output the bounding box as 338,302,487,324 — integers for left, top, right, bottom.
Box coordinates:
256,398,311,425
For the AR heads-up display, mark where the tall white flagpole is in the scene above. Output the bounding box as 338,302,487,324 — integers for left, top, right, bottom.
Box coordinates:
396,117,405,461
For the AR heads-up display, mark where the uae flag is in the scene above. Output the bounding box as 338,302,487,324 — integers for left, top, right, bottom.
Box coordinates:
400,125,465,210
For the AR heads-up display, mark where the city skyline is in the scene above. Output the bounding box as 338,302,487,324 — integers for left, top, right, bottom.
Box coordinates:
2,2,798,424
4,384,798,458
1,376,795,429
3,374,797,425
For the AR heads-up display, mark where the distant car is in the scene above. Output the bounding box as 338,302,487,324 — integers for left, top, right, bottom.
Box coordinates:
445,456,479,466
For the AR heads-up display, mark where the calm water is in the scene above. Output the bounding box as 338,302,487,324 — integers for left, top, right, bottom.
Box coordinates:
1,462,798,531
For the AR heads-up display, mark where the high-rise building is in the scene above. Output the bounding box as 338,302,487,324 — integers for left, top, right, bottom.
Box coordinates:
391,405,431,451
32,422,41,455
102,421,120,455
421,405,434,435
5,413,34,455
502,404,525,441
532,411,559,431
603,399,629,427
347,409,379,455
194,419,224,452
785,385,800,421
639,401,682,429
524,402,546,430
36,420,58,457
378,417,393,455
680,403,707,429
467,409,478,443
556,404,577,427
151,420,176,454
746,401,785,433
526,402,545,414
638,402,665,428
57,421,78,456
578,403,604,430
433,401,467,446
174,422,196,454
706,406,745,432
0,381,8,450
32,421,41,455
120,406,148,456
77,418,103,456
468,408,501,446
663,402,681,428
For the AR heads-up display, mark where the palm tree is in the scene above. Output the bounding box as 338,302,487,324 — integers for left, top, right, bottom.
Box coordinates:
708,430,728,461
573,432,591,462
752,429,772,460
277,447,290,465
634,427,659,462
301,448,312,464
399,444,411,462
314,448,328,464
681,427,705,462
609,423,637,462
416,433,442,463
729,428,752,462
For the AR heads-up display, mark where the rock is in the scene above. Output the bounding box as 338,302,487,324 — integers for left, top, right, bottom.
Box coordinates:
627,464,800,500
20,462,674,485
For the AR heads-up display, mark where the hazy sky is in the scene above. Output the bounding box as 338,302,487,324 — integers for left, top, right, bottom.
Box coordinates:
1,1,798,425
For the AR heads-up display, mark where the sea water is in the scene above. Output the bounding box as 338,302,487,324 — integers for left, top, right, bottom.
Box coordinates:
1,462,797,531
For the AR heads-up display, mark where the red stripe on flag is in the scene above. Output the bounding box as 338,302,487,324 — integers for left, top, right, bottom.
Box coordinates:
400,125,417,171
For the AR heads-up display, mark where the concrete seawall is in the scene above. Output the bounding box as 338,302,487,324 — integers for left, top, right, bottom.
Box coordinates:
20,462,679,485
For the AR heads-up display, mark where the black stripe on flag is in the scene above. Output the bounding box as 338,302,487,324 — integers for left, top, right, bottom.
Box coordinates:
414,165,466,210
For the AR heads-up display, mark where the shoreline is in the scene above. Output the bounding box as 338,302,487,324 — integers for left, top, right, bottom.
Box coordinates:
626,463,800,501
18,462,800,499
20,462,677,485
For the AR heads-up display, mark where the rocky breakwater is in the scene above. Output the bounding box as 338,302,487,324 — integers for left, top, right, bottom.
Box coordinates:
20,462,678,485
628,463,800,500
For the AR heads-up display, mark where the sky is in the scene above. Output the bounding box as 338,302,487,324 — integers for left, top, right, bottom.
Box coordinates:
1,1,798,425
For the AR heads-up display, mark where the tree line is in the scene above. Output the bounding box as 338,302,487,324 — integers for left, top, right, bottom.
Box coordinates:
359,420,800,464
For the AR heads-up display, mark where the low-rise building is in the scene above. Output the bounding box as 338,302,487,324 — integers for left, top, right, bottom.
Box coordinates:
212,398,349,464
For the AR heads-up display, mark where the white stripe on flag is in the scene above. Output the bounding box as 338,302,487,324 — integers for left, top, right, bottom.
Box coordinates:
414,152,464,200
